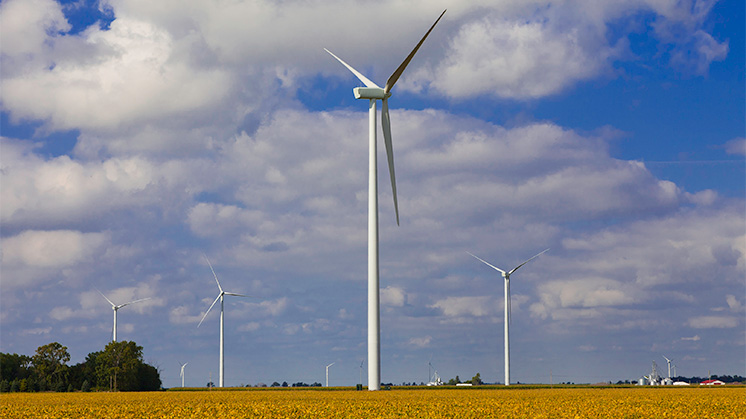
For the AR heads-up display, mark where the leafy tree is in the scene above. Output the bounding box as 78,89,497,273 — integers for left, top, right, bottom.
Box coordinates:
271,381,281,387
32,342,70,389
68,351,101,390
137,363,161,391
470,373,483,385
10,379,19,392
0,380,9,393
0,353,33,381
447,375,461,385
19,379,27,392
96,341,143,391
81,380,91,392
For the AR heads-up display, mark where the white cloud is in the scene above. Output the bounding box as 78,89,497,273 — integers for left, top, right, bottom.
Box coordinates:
408,336,432,348
681,335,701,341
19,327,52,336
725,295,742,312
687,316,739,329
2,230,108,268
422,18,614,99
430,296,494,318
724,138,746,156
1,12,232,131
0,0,69,57
381,286,407,307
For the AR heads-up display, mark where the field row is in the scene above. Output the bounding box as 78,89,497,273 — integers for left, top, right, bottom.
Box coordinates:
2,387,744,418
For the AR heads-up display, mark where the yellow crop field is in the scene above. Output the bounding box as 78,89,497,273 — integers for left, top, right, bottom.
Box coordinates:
1,387,743,418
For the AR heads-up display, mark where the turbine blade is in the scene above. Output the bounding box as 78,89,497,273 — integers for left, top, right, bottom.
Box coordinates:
118,297,152,309
203,254,223,293
508,248,550,275
97,289,115,307
324,48,380,89
381,98,399,225
384,9,446,94
197,294,221,328
224,292,252,298
466,251,506,274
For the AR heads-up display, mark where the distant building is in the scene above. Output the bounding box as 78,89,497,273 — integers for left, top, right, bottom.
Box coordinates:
700,379,725,385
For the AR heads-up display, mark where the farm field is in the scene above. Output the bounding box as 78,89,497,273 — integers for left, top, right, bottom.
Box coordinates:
1,387,743,418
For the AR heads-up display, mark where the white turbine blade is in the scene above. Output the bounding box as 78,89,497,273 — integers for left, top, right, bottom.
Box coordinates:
384,9,446,94
466,251,506,275
508,248,550,275
324,48,380,89
118,297,152,309
381,98,399,225
203,254,223,293
197,294,221,328
97,289,115,307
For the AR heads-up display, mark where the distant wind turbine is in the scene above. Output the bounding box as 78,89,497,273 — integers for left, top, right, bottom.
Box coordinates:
197,255,252,388
662,355,673,379
468,248,549,386
325,9,446,391
179,361,188,388
326,362,335,387
97,289,151,342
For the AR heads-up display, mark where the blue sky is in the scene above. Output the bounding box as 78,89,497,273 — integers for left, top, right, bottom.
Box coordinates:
1,0,744,388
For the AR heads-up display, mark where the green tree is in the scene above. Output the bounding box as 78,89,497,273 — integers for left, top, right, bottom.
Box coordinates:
96,341,143,391
0,353,33,381
31,342,70,389
68,351,102,390
470,373,483,385
137,363,161,391
81,380,91,392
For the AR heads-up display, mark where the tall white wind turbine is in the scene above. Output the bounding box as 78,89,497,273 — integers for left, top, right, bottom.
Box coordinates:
326,362,335,387
325,9,446,391
662,355,673,379
197,255,251,388
468,249,549,386
179,362,188,388
98,290,151,342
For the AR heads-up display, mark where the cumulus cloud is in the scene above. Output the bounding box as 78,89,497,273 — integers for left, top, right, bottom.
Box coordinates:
421,18,615,98
724,138,746,156
381,286,407,307
2,230,108,268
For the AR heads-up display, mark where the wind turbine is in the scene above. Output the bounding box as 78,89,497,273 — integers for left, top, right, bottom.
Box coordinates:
197,255,251,388
325,9,446,391
326,362,335,387
97,290,151,342
662,355,673,379
468,248,549,386
179,361,188,388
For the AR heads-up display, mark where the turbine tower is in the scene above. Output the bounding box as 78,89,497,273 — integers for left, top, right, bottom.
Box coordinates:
179,362,188,388
468,249,549,386
662,355,673,379
198,255,251,388
98,290,151,342
326,362,335,387
325,9,446,391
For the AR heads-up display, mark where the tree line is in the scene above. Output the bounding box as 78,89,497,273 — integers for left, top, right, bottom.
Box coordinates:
0,341,161,392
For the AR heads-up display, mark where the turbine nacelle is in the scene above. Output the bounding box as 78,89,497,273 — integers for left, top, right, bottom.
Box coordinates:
354,87,388,100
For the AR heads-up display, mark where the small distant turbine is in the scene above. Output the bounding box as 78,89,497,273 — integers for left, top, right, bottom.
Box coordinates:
662,355,673,379
198,255,252,388
326,362,335,387
468,249,549,386
325,9,446,391
97,290,151,342
179,361,188,388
